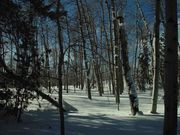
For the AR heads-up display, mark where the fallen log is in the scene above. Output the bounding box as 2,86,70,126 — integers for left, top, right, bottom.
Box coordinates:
0,56,78,112
34,89,78,112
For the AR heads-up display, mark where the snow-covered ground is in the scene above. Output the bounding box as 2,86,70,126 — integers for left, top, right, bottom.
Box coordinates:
0,86,180,135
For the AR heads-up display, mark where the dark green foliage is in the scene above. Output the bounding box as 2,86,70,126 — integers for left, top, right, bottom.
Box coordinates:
0,0,66,122
0,0,40,121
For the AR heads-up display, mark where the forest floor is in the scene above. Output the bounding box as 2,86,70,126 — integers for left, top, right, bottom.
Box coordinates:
0,86,180,135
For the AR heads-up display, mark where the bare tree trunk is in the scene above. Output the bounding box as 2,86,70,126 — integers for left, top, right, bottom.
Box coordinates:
73,47,78,89
56,1,64,134
83,1,97,93
135,0,150,34
100,0,111,92
118,12,140,115
80,1,103,96
0,31,4,75
111,0,124,109
65,16,71,93
76,0,91,99
151,0,160,113
79,41,84,90
90,12,104,94
163,0,178,134
54,33,59,86
133,12,139,80
105,0,115,94
10,37,13,69
42,25,51,93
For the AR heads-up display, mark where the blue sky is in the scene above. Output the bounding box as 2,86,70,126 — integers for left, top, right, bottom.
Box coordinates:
61,0,180,45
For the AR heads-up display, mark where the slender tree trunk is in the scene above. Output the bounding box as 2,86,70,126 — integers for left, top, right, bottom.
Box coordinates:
65,16,71,93
105,0,115,94
76,0,91,99
133,14,139,80
57,1,65,134
163,0,178,134
100,0,112,93
81,1,103,96
151,0,160,113
135,0,150,34
79,41,84,90
118,12,140,115
73,47,78,89
0,31,4,74
54,33,59,86
45,25,51,93
43,26,51,92
111,0,123,109
10,37,13,69
90,13,104,94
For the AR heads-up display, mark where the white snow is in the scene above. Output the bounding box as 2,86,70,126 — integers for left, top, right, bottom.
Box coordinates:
0,86,180,135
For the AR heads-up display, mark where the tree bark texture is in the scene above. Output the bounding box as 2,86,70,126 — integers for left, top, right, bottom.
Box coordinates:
151,0,161,113
76,0,91,99
163,0,178,134
57,1,65,134
118,14,140,115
